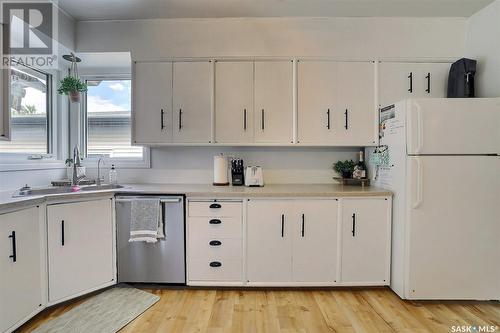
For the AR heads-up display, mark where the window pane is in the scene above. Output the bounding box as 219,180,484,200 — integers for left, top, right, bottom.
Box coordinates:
86,79,142,159
0,67,49,154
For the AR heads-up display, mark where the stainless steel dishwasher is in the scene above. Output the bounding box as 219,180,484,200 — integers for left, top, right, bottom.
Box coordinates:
115,195,185,284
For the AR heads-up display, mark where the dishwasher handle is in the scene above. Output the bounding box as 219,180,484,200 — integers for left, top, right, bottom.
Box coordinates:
115,197,182,203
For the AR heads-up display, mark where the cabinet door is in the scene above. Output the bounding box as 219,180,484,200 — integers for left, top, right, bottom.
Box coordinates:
297,61,337,143
247,200,292,283
0,207,42,332
341,198,390,284
335,62,377,146
378,62,418,107
215,62,254,143
254,61,293,143
419,63,450,98
133,62,173,144
173,61,212,143
292,200,338,283
47,199,114,302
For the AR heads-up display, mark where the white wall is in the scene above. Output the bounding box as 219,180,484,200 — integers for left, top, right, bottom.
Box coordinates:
74,17,468,185
76,17,466,60
465,0,500,97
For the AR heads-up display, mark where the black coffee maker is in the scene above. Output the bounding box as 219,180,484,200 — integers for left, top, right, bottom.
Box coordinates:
231,158,244,186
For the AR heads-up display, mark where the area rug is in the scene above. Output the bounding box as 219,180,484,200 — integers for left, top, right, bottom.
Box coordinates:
33,286,160,333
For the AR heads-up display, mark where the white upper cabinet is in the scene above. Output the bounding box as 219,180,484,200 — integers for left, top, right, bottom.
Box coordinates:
340,198,390,284
378,62,450,107
0,207,43,333
47,199,114,303
215,61,254,143
133,62,173,144
297,61,337,144
173,61,212,143
335,62,377,146
254,61,293,144
298,61,376,146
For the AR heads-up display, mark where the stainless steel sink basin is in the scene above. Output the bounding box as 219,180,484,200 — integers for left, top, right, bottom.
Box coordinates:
12,184,123,197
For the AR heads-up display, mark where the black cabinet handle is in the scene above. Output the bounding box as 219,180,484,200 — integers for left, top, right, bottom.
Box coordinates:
209,203,221,209
352,213,356,237
408,72,413,93
344,109,349,130
327,109,331,130
425,73,431,93
160,109,165,130
209,261,222,268
243,109,247,130
209,219,222,224
8,231,16,262
178,109,182,130
261,109,265,130
209,240,222,246
301,214,305,237
61,220,65,246
281,214,285,237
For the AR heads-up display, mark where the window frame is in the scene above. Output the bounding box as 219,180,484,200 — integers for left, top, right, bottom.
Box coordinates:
81,74,150,169
0,64,62,171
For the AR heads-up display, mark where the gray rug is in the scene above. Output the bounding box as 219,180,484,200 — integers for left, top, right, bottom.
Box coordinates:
33,286,160,333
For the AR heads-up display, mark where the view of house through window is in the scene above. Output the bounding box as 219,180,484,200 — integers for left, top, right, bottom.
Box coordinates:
0,66,51,154
85,79,143,159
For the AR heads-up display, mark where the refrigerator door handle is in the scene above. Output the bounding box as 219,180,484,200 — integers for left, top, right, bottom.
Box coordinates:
414,103,424,154
413,158,424,209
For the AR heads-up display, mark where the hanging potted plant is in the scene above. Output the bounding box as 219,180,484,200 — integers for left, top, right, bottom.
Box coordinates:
58,53,86,103
57,76,87,103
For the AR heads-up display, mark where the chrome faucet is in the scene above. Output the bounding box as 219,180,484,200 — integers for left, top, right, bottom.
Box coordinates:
96,158,105,186
72,145,84,186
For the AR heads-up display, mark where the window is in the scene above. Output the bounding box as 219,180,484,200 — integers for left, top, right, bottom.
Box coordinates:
0,65,52,155
83,77,148,167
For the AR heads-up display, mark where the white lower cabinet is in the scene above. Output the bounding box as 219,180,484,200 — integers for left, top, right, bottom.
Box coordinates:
47,198,115,303
247,199,339,285
187,200,244,284
0,206,44,333
340,197,391,284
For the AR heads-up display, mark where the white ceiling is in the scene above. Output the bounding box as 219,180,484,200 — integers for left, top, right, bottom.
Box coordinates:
59,0,495,21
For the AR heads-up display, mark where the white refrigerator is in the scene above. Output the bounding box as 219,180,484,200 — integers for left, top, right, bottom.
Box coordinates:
369,98,500,300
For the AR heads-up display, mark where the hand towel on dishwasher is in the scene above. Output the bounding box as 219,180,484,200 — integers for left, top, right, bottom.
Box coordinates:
129,199,165,243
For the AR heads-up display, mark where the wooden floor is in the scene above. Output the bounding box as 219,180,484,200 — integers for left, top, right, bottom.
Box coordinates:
19,287,500,333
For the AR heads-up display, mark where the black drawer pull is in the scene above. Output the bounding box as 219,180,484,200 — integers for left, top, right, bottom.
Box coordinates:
160,109,165,130
209,203,221,209
408,72,413,93
209,219,222,224
352,213,356,237
209,240,222,246
209,261,222,268
8,231,16,262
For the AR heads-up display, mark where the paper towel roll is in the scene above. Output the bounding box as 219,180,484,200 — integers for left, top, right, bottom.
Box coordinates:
213,154,229,186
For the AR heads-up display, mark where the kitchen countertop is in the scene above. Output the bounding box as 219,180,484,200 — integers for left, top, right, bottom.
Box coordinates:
0,183,392,211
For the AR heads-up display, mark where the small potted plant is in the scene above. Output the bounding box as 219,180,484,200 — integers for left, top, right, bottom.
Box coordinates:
57,76,87,103
333,160,356,179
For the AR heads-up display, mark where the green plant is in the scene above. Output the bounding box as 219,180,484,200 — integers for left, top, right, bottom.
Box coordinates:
57,76,87,95
333,160,356,175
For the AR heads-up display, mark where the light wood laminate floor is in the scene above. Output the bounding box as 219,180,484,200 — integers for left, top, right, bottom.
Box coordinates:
19,287,500,333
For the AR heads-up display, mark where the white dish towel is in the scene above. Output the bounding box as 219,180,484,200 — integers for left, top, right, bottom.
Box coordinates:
129,199,165,243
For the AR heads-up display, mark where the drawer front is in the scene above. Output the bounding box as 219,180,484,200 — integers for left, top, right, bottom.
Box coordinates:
188,201,242,217
189,238,242,260
189,259,242,281
189,217,242,238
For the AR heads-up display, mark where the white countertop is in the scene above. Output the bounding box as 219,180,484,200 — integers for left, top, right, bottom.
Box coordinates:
0,183,392,211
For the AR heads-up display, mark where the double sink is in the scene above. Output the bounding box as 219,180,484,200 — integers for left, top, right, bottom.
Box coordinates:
13,184,124,197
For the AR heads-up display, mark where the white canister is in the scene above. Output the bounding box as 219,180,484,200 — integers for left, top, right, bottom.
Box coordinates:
213,154,229,186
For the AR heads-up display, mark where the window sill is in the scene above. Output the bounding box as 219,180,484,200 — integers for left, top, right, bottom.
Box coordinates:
0,159,66,172
82,154,151,169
